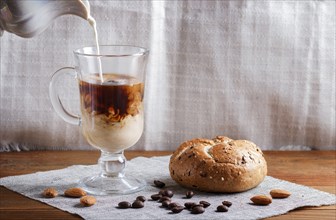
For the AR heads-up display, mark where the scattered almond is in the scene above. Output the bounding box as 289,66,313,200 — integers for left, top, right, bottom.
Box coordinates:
64,187,87,198
80,195,96,206
42,187,58,198
250,195,272,205
270,189,291,198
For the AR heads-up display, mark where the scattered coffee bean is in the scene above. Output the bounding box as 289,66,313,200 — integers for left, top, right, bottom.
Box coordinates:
171,206,184,213
158,189,165,195
162,189,174,198
199,201,211,208
162,200,171,208
191,205,205,214
159,196,171,202
222,201,232,207
154,180,165,188
185,191,194,198
168,202,181,210
118,201,131,209
136,196,146,202
217,205,229,212
151,194,162,201
184,202,197,210
132,200,144,208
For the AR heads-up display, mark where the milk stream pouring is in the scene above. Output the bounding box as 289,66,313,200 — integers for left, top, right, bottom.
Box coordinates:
0,0,103,81
87,15,104,83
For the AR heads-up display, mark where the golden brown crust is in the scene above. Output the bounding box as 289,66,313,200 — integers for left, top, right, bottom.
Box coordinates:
169,136,267,193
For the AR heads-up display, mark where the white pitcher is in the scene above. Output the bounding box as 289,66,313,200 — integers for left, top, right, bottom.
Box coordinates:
0,0,91,38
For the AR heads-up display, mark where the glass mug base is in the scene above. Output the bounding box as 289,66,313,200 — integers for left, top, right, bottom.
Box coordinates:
79,175,146,195
78,150,146,195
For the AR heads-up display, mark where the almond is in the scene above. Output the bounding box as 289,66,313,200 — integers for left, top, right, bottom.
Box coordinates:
64,187,87,198
42,187,58,198
80,195,96,206
270,189,291,198
250,195,272,205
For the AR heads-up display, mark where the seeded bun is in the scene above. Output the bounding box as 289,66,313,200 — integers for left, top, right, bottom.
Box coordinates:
169,136,267,193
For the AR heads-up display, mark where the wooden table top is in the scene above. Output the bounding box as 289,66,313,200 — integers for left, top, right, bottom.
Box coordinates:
0,150,335,220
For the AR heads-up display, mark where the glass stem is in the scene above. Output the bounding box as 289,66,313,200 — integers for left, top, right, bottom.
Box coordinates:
99,150,126,178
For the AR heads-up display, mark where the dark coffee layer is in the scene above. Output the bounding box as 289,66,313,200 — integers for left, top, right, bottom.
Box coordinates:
79,73,144,120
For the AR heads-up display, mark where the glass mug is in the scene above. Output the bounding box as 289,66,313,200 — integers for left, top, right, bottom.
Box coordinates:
49,45,149,195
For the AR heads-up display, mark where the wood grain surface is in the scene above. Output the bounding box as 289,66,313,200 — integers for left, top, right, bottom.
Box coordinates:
0,151,335,220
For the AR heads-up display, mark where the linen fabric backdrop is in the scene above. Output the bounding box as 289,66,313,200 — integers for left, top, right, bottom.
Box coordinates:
0,0,335,151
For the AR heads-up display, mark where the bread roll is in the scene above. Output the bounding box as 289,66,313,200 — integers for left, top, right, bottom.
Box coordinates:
169,136,267,193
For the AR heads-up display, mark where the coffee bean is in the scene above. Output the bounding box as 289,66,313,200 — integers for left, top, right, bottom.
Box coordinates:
162,190,174,198
191,205,205,214
222,201,232,207
159,196,171,202
185,191,194,198
168,202,181,210
132,200,144,208
184,202,197,210
217,205,229,212
118,201,131,209
199,201,211,208
154,180,165,188
158,189,165,195
162,200,171,208
136,196,146,202
171,206,184,213
151,194,162,201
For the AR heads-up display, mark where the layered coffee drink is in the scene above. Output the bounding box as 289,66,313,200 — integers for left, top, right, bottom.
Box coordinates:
79,73,144,152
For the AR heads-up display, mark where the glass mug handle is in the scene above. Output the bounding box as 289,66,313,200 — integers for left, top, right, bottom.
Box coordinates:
49,67,81,126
